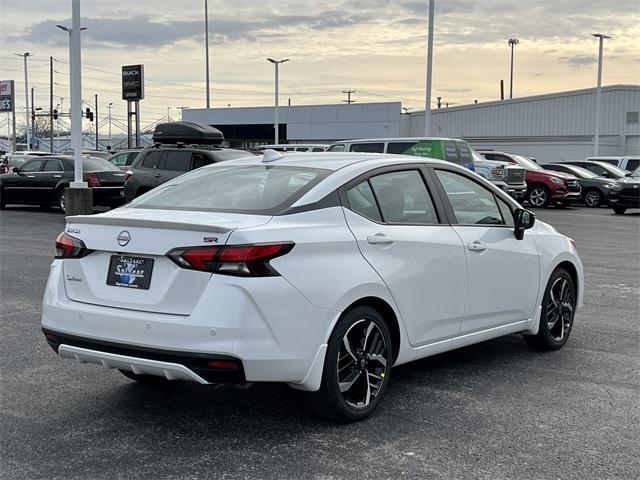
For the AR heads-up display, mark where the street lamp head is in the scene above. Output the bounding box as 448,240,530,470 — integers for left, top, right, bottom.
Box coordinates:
508,38,519,47
592,33,611,39
267,58,289,64
56,25,70,32
267,58,276,64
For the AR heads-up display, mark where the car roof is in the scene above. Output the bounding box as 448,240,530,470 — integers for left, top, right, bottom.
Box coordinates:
220,151,453,172
332,137,464,144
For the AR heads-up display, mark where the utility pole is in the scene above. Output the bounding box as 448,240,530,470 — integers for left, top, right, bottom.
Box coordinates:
592,33,610,156
342,90,356,104
176,106,189,120
15,52,31,150
49,56,54,152
204,0,211,108
94,94,99,150
30,87,35,147
167,106,171,121
424,0,435,136
508,38,519,99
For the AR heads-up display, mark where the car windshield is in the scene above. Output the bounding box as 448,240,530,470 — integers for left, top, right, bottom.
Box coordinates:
131,164,331,214
563,165,598,178
631,167,640,178
512,154,542,170
597,162,628,177
83,157,120,171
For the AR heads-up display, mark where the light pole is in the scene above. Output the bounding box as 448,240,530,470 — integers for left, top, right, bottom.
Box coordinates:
57,0,91,215
14,52,31,150
108,102,113,149
592,33,610,156
424,0,435,136
508,38,519,99
204,0,211,108
267,58,289,145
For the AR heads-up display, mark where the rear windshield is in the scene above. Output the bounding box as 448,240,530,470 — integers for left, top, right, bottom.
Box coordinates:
131,165,331,214
83,157,119,171
211,149,252,162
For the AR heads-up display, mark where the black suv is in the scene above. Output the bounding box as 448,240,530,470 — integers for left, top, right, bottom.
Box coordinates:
123,146,249,201
609,167,640,214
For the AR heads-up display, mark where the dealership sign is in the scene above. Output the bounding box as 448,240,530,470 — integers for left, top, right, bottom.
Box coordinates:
122,65,144,101
0,80,15,113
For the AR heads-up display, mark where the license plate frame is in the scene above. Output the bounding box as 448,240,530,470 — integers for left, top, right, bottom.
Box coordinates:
106,255,154,290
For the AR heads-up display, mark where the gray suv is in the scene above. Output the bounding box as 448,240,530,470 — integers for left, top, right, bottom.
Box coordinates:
123,146,249,201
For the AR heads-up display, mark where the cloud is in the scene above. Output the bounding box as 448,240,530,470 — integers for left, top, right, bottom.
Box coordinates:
559,55,597,66
13,11,371,49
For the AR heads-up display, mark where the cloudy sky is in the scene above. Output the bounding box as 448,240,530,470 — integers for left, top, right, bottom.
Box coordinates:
1,0,639,132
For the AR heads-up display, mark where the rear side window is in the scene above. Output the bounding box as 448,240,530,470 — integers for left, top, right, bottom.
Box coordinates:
327,144,345,152
191,153,212,170
296,147,309,152
162,151,191,171
43,159,64,171
131,165,330,214
369,170,438,224
346,181,382,222
443,142,459,162
349,143,384,153
126,152,140,165
312,147,325,152
141,151,163,169
109,153,129,167
386,142,418,154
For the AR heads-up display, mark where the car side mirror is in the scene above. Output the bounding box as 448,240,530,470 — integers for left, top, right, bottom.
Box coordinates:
12,166,21,174
625,172,632,177
600,172,609,178
514,208,535,240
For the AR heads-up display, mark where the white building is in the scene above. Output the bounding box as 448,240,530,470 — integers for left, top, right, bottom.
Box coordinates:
184,84,639,162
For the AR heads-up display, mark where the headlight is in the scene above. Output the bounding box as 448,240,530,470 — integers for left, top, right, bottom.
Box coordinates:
602,183,615,189
550,177,564,185
490,166,504,180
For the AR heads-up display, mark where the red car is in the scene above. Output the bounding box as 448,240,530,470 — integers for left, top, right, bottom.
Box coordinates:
478,151,581,207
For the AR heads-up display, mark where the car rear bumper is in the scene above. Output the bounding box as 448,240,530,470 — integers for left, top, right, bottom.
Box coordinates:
608,196,640,208
41,260,337,390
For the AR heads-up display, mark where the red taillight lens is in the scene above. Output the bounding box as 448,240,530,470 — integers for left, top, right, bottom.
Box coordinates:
124,170,133,182
55,232,92,258
87,172,101,187
167,243,294,277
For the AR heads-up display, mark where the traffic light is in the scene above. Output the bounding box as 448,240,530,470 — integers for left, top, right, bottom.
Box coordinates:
85,107,94,121
53,109,58,120
31,111,36,121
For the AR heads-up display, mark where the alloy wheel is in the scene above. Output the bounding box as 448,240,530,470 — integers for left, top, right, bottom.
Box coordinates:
584,190,601,207
529,187,548,207
546,277,574,342
337,319,389,409
58,191,66,212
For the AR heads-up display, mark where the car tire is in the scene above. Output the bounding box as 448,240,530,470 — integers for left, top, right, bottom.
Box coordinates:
0,188,5,210
524,267,576,351
57,189,66,213
309,306,393,423
118,369,172,384
583,189,602,208
613,206,627,215
527,185,550,208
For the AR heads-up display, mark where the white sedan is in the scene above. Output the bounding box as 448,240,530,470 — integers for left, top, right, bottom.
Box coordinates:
42,151,583,422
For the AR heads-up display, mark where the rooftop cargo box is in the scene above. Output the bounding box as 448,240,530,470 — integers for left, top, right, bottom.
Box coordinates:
152,121,224,145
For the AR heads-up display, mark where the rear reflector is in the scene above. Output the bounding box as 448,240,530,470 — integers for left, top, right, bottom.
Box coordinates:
207,360,239,370
167,243,294,277
55,232,93,259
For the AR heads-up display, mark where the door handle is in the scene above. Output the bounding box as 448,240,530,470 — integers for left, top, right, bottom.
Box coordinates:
53,175,62,178
152,173,162,178
27,175,35,178
367,233,394,245
467,241,487,252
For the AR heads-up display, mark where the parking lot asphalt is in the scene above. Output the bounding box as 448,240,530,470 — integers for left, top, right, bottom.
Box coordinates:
1,205,638,480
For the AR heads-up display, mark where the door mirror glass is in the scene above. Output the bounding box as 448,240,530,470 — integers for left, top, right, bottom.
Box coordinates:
514,208,535,240
12,166,20,174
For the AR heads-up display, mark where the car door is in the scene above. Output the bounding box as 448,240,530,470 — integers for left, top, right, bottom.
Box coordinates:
38,159,66,204
341,167,467,348
431,167,540,335
4,159,46,203
139,150,165,187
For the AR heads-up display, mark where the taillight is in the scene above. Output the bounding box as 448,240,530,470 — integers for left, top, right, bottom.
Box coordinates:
124,170,133,182
86,172,101,187
55,232,93,258
167,243,294,277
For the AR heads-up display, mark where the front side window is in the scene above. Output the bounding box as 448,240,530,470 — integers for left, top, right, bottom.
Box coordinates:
327,144,345,152
349,143,385,153
20,160,45,172
435,170,504,225
369,170,438,224
443,142,459,162
132,165,330,214
386,142,418,154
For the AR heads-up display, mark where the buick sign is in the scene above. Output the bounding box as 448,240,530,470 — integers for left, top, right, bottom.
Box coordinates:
122,65,144,101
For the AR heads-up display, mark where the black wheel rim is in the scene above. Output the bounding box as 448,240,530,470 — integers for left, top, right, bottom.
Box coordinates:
546,278,574,342
529,188,547,207
337,319,389,409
